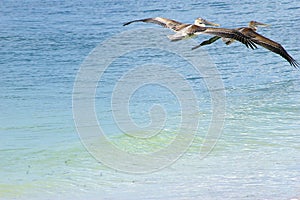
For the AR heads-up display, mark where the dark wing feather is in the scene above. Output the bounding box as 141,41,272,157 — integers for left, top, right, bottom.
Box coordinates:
123,17,189,32
190,26,257,50
192,36,221,50
242,29,299,68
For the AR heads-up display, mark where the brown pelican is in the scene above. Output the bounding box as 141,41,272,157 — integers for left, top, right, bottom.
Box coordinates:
222,21,270,45
123,17,257,49
192,21,299,68
123,17,220,31
192,21,269,48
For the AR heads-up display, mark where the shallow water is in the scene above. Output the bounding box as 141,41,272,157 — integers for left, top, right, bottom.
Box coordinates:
1,0,300,199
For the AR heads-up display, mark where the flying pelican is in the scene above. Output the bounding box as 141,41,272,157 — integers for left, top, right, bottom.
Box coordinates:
192,21,269,49
192,21,299,68
123,17,257,49
123,17,220,31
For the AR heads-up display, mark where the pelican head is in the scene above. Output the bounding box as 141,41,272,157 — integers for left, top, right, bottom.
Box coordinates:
249,21,270,30
194,18,220,27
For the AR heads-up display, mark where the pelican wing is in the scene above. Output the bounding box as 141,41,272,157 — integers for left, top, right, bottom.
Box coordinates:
123,17,189,32
192,36,221,50
242,28,299,68
189,26,257,49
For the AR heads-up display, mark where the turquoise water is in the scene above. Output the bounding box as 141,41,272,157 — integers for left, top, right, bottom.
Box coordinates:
1,0,300,199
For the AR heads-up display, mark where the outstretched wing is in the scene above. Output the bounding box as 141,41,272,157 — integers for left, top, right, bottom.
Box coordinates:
189,26,257,50
242,28,299,68
191,36,221,50
123,17,189,32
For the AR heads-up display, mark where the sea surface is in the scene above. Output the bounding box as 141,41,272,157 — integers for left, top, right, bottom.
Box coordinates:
1,0,300,199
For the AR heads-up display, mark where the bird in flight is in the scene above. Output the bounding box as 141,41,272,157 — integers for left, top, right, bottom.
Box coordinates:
192,21,299,68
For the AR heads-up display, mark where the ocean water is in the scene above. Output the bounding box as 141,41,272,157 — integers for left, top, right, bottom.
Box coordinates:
1,0,300,199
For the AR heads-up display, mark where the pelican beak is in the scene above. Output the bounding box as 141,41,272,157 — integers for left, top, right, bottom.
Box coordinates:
254,21,271,27
204,19,220,27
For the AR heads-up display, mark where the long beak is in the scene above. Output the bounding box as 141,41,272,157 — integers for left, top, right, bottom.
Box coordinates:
253,21,271,27
204,19,220,27
257,22,270,27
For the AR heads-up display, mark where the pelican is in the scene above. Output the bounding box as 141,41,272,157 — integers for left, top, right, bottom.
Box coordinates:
192,21,269,48
192,21,299,68
123,17,220,32
123,17,257,49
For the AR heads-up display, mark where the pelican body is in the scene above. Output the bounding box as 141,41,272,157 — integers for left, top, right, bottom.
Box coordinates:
193,21,299,68
167,26,257,49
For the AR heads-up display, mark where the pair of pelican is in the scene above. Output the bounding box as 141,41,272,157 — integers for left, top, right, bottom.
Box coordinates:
123,17,299,68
